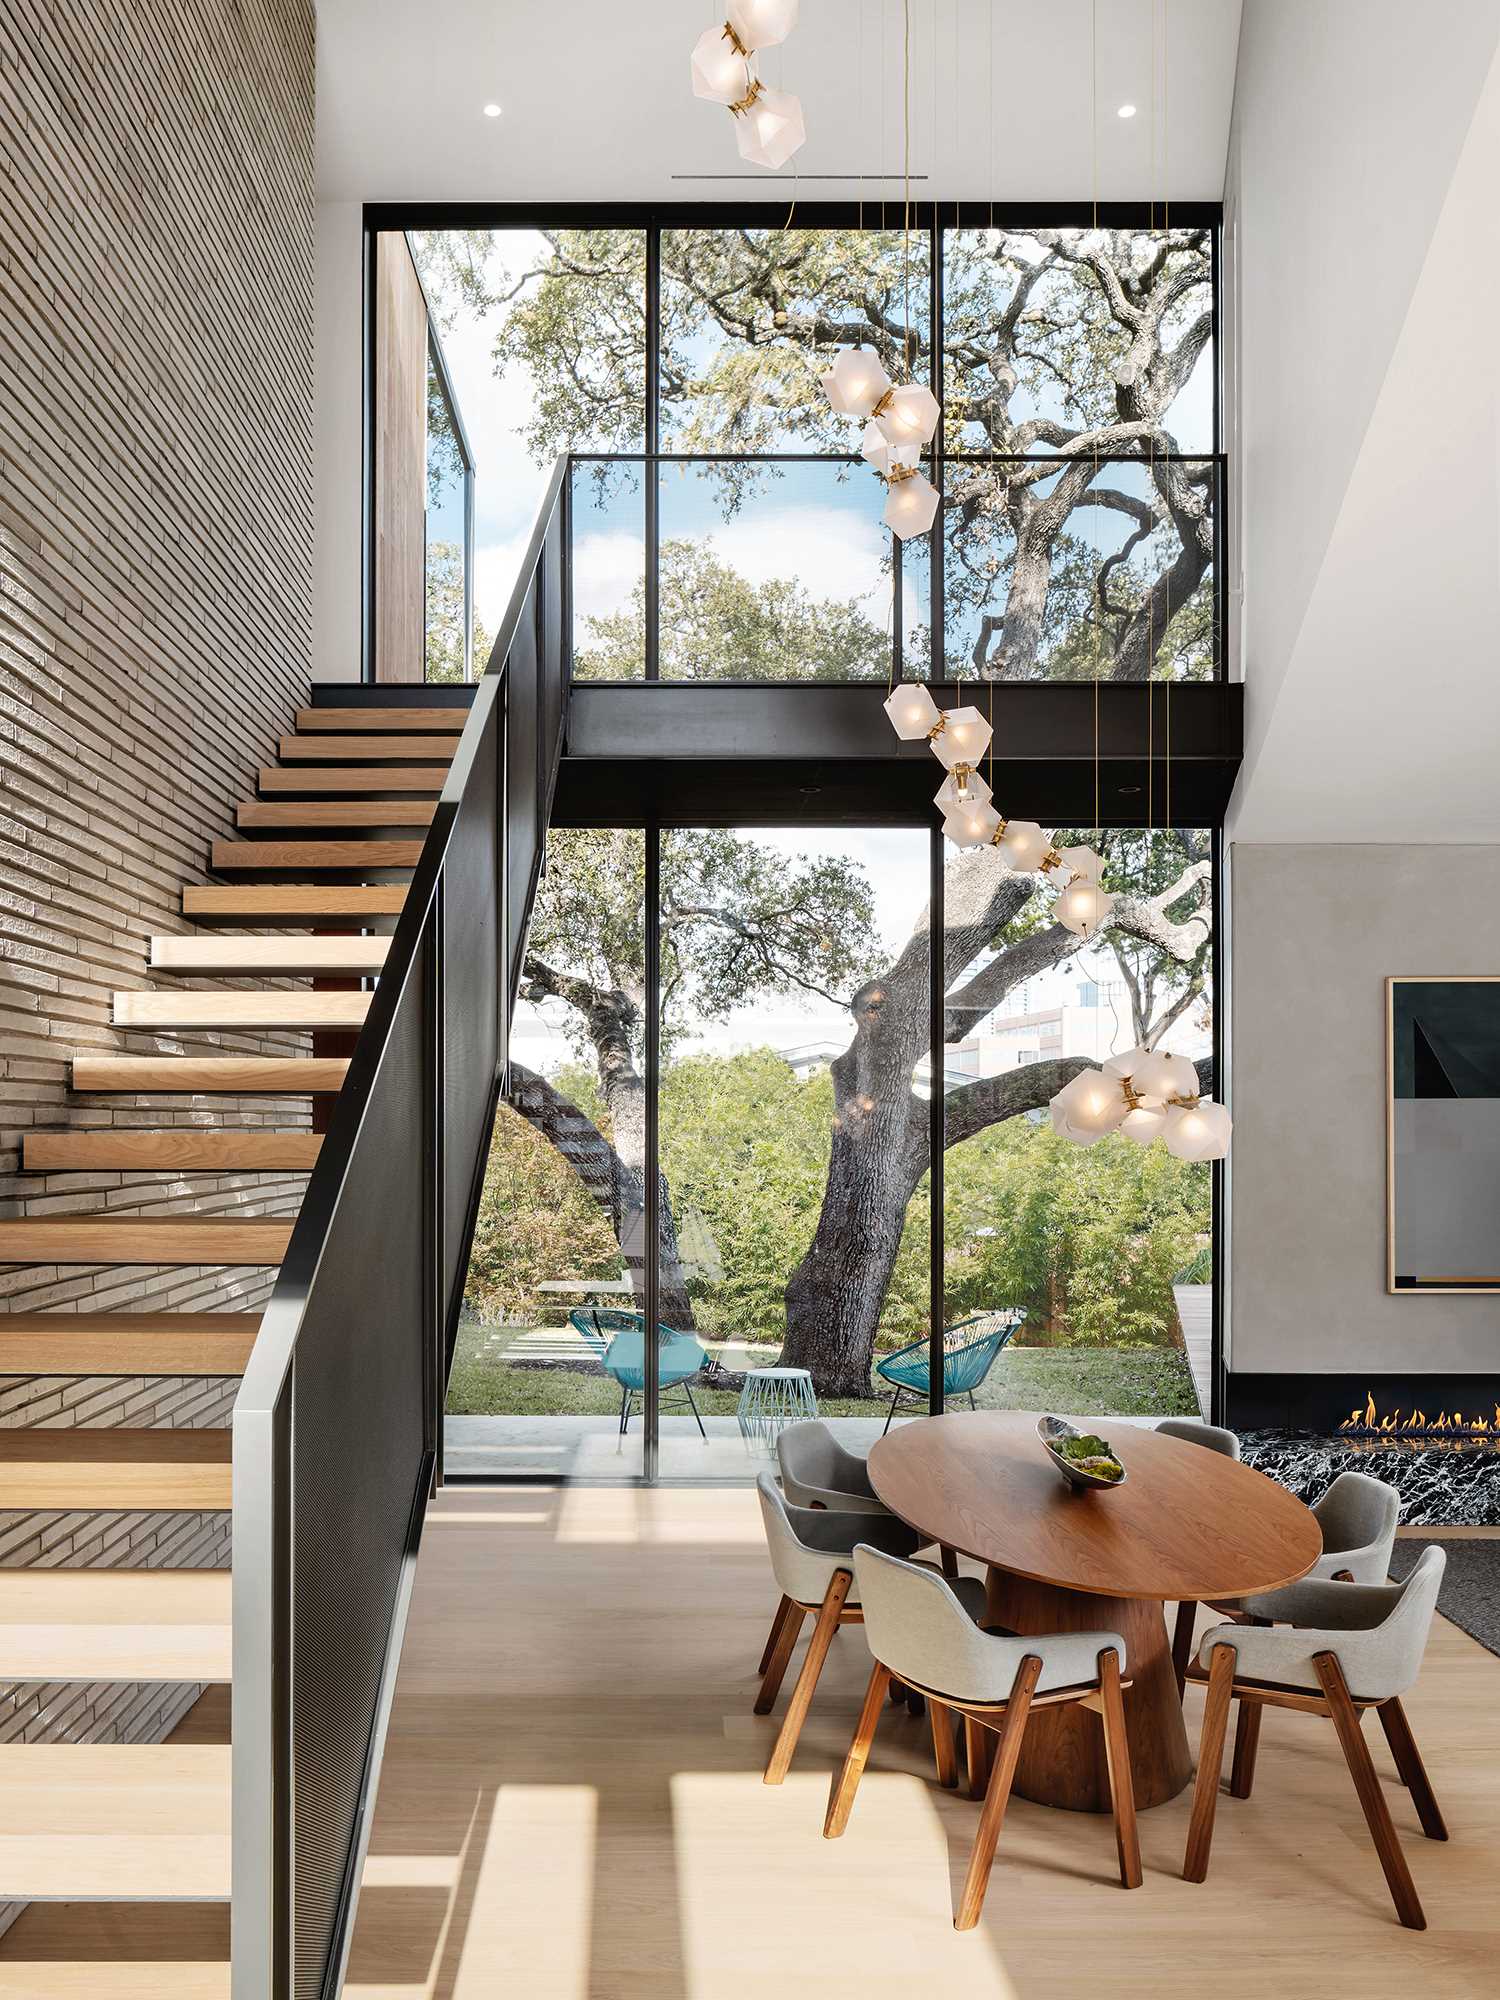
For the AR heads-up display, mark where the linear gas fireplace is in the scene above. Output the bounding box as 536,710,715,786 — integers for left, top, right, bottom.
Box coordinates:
1227,1372,1500,1526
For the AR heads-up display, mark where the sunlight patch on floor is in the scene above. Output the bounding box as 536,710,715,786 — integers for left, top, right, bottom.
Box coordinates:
554,1483,763,1545
669,1770,1020,1999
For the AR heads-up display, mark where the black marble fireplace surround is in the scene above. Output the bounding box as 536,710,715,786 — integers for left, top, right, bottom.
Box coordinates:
1228,1373,1500,1528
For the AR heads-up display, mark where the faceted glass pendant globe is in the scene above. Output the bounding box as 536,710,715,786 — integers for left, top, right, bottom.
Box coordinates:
690,26,751,103
1049,1067,1127,1144
861,423,920,478
875,382,941,448
820,367,854,415
929,704,992,769
735,85,805,169
943,802,1001,849
1162,1097,1232,1161
1055,843,1105,883
883,469,940,538
1120,1102,1169,1145
1054,878,1115,938
996,817,1050,871
829,347,892,421
727,0,800,51
1103,1047,1159,1097
934,765,993,812
1132,1048,1199,1101
882,683,941,740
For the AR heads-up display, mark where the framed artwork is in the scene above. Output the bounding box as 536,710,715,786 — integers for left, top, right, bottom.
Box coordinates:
1387,976,1500,1292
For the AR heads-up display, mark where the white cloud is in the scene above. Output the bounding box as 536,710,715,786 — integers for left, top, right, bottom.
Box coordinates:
705,504,893,624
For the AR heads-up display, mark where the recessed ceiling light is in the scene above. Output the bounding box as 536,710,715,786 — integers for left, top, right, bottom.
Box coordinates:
483,102,502,118
1117,103,1137,119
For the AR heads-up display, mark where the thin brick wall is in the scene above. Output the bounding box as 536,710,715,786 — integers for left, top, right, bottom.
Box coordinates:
0,0,318,1889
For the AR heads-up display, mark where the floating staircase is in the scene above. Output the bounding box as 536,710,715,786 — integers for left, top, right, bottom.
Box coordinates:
0,696,457,1990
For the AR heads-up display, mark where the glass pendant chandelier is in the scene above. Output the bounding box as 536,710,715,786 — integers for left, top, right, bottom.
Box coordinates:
690,1,805,169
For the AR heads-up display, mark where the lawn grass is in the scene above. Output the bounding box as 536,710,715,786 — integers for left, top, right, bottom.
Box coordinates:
446,1319,1199,1420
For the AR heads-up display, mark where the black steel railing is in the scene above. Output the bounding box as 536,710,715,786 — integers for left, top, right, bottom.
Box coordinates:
233,458,570,2000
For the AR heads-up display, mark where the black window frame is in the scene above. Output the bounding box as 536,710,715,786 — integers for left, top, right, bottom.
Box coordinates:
364,202,1229,1472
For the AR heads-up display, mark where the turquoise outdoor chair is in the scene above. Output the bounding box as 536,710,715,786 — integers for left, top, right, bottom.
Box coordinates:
569,1307,709,1438
875,1310,1026,1434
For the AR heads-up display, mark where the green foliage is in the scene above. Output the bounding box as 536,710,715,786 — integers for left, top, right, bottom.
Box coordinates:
424,541,492,685
575,538,889,684
463,1102,621,1322
528,827,881,1062
944,1114,1208,1348
463,1045,1205,1354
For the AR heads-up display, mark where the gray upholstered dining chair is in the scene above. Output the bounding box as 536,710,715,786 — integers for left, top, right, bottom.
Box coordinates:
754,1474,926,1785
825,1544,1142,1931
1156,1416,1242,1458
1157,1418,1242,1691
1184,1546,1447,1930
1295,1469,1402,1586
776,1419,889,1515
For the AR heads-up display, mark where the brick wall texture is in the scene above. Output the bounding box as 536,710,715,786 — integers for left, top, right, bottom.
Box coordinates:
0,0,318,1913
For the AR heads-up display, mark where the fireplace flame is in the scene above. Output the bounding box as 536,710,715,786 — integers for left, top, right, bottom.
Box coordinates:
1339,1391,1500,1436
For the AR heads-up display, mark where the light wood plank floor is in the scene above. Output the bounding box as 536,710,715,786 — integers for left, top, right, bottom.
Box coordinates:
345,1488,1498,2000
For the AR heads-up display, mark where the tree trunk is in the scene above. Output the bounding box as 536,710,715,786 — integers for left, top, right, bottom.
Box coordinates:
779,970,930,1397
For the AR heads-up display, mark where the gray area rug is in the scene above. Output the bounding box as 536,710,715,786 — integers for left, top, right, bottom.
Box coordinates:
1389,1538,1500,1658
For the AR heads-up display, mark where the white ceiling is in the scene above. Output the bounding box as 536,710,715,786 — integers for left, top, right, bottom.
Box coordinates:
315,0,1243,205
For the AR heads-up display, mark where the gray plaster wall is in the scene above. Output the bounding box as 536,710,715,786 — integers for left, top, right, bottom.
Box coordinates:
1229,844,1500,1378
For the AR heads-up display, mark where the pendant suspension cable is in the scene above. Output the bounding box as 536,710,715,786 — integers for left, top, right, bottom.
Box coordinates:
903,0,912,376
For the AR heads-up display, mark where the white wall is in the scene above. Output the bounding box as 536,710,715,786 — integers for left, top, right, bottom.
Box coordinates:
1225,0,1500,841
1223,4,1500,1391
313,198,364,682
1230,845,1500,1378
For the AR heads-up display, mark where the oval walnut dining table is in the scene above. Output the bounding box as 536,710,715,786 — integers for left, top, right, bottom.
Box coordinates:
866,1412,1322,1814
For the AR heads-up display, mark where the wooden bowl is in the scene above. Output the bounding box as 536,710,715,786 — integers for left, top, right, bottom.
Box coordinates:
1036,1415,1129,1492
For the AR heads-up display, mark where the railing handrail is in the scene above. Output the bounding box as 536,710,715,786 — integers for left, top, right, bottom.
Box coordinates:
237,452,569,1421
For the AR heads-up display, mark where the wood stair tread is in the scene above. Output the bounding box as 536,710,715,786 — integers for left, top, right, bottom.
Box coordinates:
111,990,370,1029
0,1967,228,1998
210,838,422,871
0,1746,229,1900
0,1570,231,1682
0,1430,232,1512
182,884,405,921
0,1902,227,1995
24,1130,322,1173
73,1056,348,1092
237,799,435,828
150,935,389,973
295,705,463,731
0,1312,259,1374
277,734,458,762
257,765,447,794
0,1216,293,1264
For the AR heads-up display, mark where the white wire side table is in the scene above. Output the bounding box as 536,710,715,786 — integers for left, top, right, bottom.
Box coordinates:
736,1366,818,1451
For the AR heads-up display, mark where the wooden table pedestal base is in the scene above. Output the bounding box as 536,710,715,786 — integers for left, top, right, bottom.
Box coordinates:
985,1567,1193,1813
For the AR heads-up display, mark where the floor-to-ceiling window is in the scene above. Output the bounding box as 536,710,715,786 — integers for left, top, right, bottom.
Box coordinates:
393,204,1224,1477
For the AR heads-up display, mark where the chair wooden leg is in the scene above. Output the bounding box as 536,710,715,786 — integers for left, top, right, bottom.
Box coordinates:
754,1602,805,1714
963,1712,989,1800
1183,1642,1237,1883
929,1698,959,1789
1378,1697,1448,1841
955,1656,1041,1931
825,1661,891,1838
1229,1699,1263,1800
1171,1598,1198,1698
1096,1647,1142,1889
1314,1653,1426,1930
939,1544,960,1580
758,1594,793,1677
764,1572,850,1785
